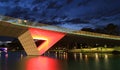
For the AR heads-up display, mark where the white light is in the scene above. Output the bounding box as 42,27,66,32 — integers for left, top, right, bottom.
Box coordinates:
5,41,12,43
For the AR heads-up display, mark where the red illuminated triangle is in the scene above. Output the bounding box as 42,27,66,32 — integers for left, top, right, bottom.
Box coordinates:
29,28,66,55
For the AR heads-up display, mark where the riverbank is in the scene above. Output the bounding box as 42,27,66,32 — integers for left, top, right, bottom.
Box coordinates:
49,47,120,53
68,48,114,53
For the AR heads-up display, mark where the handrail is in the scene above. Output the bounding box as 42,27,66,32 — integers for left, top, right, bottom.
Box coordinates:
74,31,120,40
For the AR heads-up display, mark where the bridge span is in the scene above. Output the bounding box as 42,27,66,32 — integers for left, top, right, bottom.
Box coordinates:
1,16,120,55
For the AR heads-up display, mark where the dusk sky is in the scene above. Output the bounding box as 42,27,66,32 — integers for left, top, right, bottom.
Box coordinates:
0,0,120,30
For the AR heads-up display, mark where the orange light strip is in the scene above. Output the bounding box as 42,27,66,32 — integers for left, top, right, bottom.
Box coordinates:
29,28,66,55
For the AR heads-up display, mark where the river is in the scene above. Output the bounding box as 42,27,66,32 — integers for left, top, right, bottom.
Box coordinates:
0,51,120,70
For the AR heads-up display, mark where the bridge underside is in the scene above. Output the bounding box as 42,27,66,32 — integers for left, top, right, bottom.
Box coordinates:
0,21,65,55
0,21,40,55
54,34,120,47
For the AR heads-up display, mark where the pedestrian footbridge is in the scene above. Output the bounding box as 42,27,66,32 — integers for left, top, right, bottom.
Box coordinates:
1,16,120,55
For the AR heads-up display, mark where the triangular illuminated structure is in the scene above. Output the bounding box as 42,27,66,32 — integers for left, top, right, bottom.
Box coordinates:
29,28,65,55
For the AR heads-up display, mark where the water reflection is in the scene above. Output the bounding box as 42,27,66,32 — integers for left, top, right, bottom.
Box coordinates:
94,53,99,70
95,53,98,59
5,53,8,58
79,53,83,60
21,56,66,70
104,54,109,70
104,54,108,60
1,52,120,70
74,53,77,61
85,54,88,62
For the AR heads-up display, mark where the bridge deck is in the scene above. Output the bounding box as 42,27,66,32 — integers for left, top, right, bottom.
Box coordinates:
1,16,120,55
1,15,120,41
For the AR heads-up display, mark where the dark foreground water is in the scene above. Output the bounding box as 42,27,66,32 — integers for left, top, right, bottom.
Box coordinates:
0,51,120,70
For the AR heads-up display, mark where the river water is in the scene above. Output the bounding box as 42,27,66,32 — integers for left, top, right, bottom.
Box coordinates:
0,51,120,70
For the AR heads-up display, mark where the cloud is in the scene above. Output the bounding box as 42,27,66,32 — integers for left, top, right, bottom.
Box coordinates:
0,0,120,30
57,23,95,30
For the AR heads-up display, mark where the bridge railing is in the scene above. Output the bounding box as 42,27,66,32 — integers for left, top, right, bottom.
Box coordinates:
74,31,120,40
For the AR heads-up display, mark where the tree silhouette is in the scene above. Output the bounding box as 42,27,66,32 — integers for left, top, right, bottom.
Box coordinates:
80,23,120,36
81,27,94,32
104,23,119,35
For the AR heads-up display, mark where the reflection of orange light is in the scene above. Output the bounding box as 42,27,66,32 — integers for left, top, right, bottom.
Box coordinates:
105,54,108,60
95,53,99,62
26,56,61,70
29,28,65,55
74,53,77,60
79,53,82,60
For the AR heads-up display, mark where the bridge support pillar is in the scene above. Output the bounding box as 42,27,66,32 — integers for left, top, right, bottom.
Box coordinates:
18,31,40,55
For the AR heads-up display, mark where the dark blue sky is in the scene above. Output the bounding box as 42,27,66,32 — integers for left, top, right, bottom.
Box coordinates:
0,0,120,30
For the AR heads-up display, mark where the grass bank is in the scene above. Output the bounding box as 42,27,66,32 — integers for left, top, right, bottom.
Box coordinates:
68,47,120,53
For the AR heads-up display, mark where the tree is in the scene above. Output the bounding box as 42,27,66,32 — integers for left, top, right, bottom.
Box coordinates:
104,23,119,35
81,27,94,32
94,28,105,34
